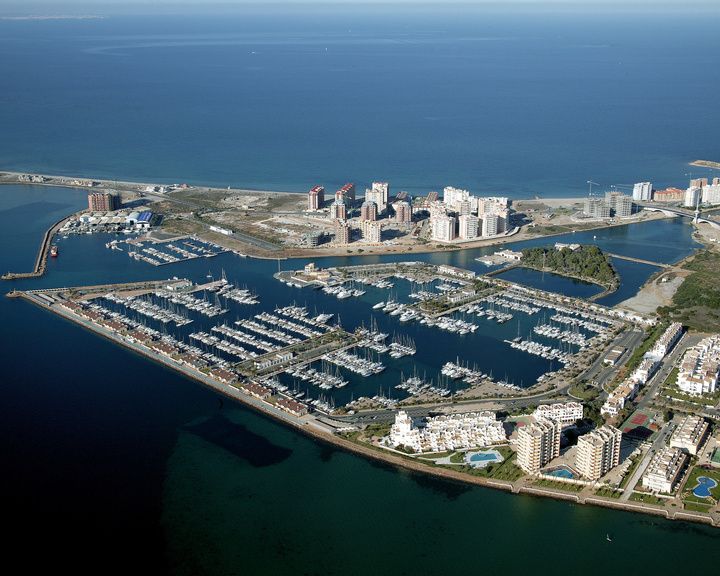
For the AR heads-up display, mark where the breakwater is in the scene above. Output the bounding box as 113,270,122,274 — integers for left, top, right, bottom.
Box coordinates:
1,211,79,280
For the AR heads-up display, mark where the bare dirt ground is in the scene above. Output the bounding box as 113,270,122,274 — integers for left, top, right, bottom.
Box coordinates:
616,220,720,316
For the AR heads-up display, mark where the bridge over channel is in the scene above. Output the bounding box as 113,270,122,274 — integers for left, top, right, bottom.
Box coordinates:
643,206,720,230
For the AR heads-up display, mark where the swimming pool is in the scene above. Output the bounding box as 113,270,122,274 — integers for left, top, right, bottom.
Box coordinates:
464,450,503,469
548,469,574,479
543,465,577,479
692,476,718,498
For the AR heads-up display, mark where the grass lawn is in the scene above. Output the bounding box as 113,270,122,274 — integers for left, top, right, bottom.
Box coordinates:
533,478,585,492
681,466,720,504
594,486,622,499
628,492,666,505
683,501,712,513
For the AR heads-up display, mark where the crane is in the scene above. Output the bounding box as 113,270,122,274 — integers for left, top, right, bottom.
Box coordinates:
587,180,599,197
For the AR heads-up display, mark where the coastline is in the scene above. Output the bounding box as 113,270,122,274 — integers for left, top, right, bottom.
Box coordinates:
0,168,674,270
8,286,719,529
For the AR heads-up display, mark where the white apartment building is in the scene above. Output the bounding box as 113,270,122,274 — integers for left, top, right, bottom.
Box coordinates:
702,184,720,204
652,322,683,358
443,186,470,210
481,213,498,237
532,402,584,427
601,379,639,417
669,414,709,456
576,425,622,481
431,214,457,242
677,335,720,396
685,186,701,208
516,417,561,474
631,358,658,385
361,220,382,243
388,410,506,453
642,447,687,493
632,181,652,201
365,182,389,213
458,215,480,240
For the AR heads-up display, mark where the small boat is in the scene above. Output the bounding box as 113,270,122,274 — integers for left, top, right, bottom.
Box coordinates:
50,245,58,257
606,534,612,542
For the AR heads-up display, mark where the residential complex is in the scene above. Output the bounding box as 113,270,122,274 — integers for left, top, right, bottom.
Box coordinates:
576,425,622,481
360,201,378,221
516,417,561,474
307,185,325,211
632,181,652,201
333,219,350,244
360,220,382,243
677,335,720,396
388,410,506,453
532,402,583,427
365,182,389,213
652,322,683,358
431,214,456,242
583,192,634,219
337,182,356,204
669,414,709,456
88,192,120,212
642,447,688,493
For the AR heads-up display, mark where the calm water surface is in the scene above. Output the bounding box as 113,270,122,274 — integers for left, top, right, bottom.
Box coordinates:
1,185,717,576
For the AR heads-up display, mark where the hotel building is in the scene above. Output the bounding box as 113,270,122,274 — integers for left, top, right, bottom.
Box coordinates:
576,425,622,481
516,417,561,474
685,186,701,208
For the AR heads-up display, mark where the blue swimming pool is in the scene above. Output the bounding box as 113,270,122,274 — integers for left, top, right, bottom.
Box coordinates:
693,476,718,498
469,453,497,463
464,450,503,469
548,469,574,479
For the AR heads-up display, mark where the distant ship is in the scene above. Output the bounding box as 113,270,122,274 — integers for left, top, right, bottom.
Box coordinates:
50,244,58,257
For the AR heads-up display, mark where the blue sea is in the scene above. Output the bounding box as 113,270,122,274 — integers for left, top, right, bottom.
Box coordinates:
1,5,720,197
2,5,720,576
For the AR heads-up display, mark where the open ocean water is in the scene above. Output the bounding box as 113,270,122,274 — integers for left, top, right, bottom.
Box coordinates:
1,5,720,575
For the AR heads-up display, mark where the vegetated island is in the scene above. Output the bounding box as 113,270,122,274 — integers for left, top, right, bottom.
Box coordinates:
519,244,620,295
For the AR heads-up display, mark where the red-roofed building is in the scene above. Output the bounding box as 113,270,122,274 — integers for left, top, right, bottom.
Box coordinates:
277,397,308,417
